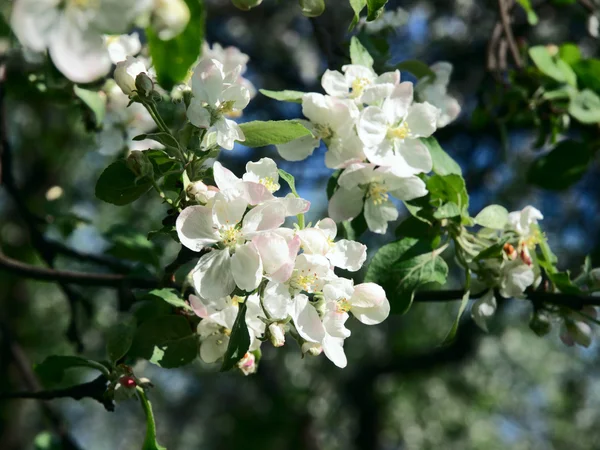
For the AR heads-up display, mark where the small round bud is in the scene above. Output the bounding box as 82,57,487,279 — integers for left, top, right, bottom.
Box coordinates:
546,44,559,57
114,57,147,96
301,342,322,356
231,0,263,10
299,0,325,17
186,180,210,203
127,151,154,179
237,352,257,376
119,376,137,388
135,73,155,98
529,310,552,337
268,323,286,348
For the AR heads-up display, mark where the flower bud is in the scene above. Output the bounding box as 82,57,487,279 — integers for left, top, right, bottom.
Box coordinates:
301,342,322,356
186,180,210,203
113,376,137,402
127,151,154,179
299,0,326,17
152,0,191,40
268,323,286,347
561,319,593,348
135,73,155,98
231,0,263,10
237,352,257,376
529,310,552,337
114,57,147,96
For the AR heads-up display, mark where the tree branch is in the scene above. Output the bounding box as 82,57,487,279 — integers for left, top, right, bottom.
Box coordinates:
498,0,523,69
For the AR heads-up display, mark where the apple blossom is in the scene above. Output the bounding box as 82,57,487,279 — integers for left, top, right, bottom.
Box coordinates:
470,290,497,332
201,42,256,98
104,33,142,64
114,57,148,96
321,65,400,105
415,62,461,128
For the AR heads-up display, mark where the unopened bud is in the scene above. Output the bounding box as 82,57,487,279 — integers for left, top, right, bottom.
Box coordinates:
119,376,137,388
529,310,552,337
268,323,286,347
135,73,154,98
186,180,210,203
301,342,322,356
503,243,516,259
231,0,263,10
562,319,593,348
520,248,532,266
152,0,191,40
114,57,147,96
237,352,257,376
299,0,325,17
127,151,154,179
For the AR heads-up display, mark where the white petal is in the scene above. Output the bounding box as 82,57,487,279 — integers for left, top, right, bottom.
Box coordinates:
302,93,332,125
364,198,398,234
389,176,428,201
405,102,439,138
328,186,365,223
299,228,330,255
189,294,209,318
396,139,433,174
321,335,347,368
176,205,220,251
192,249,236,300
316,218,337,240
329,240,367,271
337,163,375,189
321,70,349,97
269,235,301,282
278,194,311,216
10,0,59,52
200,333,229,363
215,118,244,150
243,158,279,185
252,232,295,278
242,201,286,236
230,242,262,291
350,283,390,325
263,281,292,319
325,133,366,169
323,307,351,338
212,194,247,228
323,278,355,303
213,161,241,191
382,82,413,121
187,102,211,128
290,294,325,343
358,106,388,147
191,58,225,106
471,290,496,332
363,139,397,168
221,84,250,110
361,83,395,104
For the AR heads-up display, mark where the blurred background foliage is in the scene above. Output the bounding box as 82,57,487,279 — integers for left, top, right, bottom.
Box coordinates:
1,0,600,449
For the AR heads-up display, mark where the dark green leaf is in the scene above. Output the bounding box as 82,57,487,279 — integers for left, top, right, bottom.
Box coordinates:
394,60,436,80
221,302,250,371
349,36,374,68
95,160,152,206
133,132,181,151
105,225,160,267
145,149,180,177
426,174,469,214
35,356,104,385
148,288,192,311
395,215,440,240
259,89,305,103
527,139,593,190
327,170,342,200
473,237,510,261
573,58,600,92
339,213,368,241
238,120,312,147
365,238,448,314
366,0,388,21
130,316,198,368
107,318,137,363
421,137,462,176
547,271,581,294
146,0,205,90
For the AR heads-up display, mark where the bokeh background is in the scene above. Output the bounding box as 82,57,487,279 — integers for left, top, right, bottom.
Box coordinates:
2,0,600,449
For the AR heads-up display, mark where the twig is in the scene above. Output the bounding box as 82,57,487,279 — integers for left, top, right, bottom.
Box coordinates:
498,0,523,69
577,0,596,13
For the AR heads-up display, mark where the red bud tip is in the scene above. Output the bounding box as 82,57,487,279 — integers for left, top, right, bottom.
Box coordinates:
119,376,137,388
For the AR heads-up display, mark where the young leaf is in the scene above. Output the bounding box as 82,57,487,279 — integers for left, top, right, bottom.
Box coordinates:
129,316,198,368
349,36,374,68
148,288,193,311
146,0,205,90
527,139,593,190
278,169,299,196
366,0,388,21
238,120,312,147
569,89,600,124
133,132,181,151
221,302,250,372
394,60,436,80
433,202,461,219
426,174,469,214
547,272,581,294
442,287,471,345
349,0,367,29
106,318,137,363
95,160,153,206
259,89,305,103
421,137,462,176
35,356,107,385
516,0,539,25
474,205,509,229
365,238,448,314
529,46,577,86
74,85,106,128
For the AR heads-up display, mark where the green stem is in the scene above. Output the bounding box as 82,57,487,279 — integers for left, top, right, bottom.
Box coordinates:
137,387,166,450
84,360,111,379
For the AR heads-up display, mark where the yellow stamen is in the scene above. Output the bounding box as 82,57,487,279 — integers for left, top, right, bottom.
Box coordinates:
368,183,389,205
386,122,410,140
220,226,242,248
350,77,371,98
260,177,279,193
336,298,352,313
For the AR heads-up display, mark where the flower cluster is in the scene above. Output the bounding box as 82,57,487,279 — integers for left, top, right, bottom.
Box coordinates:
176,158,390,369
274,59,460,234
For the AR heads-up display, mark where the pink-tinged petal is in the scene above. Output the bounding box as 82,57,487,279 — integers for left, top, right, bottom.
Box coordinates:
192,249,235,300
242,201,286,236
269,235,301,282
350,283,390,325
189,294,209,318
321,335,347,368
290,294,325,343
358,106,387,147
176,205,220,251
322,306,351,339
213,161,241,191
239,181,275,205
328,186,365,223
230,242,262,292
279,194,311,216
329,240,367,271
253,233,296,281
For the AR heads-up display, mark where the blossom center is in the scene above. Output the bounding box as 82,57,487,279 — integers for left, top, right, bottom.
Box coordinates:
289,270,318,292
386,122,410,140
220,226,243,248
314,123,333,139
367,183,389,205
350,77,371,98
336,298,352,313
260,177,279,192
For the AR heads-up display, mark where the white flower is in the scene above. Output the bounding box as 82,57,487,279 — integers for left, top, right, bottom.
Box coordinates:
237,352,257,375
298,218,366,271
114,56,148,96
499,260,535,298
328,163,427,234
151,0,191,40
186,59,250,150
276,93,363,169
415,62,461,128
11,0,149,83
323,278,390,325
242,158,280,193
104,32,142,64
358,82,438,172
201,41,256,98
471,290,497,332
507,206,544,239
321,65,400,105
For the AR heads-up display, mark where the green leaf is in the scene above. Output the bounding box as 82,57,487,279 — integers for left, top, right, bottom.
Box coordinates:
278,169,298,196
527,139,593,190
516,0,538,25
130,316,198,368
474,205,509,229
145,149,180,177
421,137,462,176
106,318,137,363
529,46,577,86
95,160,152,206
573,58,600,92
473,237,510,261
133,132,181,151
365,238,449,314
426,174,469,214
394,60,436,80
74,85,106,127
238,120,312,147
559,43,581,65
395,215,440,240
148,288,192,311
221,302,250,372
349,0,367,29
146,0,205,90
442,287,471,344
349,36,374,68
259,89,305,103
105,225,161,267
366,0,388,21
433,202,461,219
35,356,105,385
547,271,581,294
569,89,600,124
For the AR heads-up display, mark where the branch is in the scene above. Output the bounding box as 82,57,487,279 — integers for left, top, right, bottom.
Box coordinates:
498,0,523,69
577,0,596,13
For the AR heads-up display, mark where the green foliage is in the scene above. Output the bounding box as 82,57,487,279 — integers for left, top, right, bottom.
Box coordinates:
134,133,182,157
395,60,436,80
146,0,205,90
426,174,469,217
95,160,153,205
474,205,509,229
529,46,577,87
527,139,593,190
568,89,600,124
106,318,137,363
238,120,312,147
350,36,374,68
299,0,326,17
442,287,471,344
148,288,193,311
366,0,388,21
221,302,250,372
547,271,581,294
278,169,299,197
349,0,367,29
35,356,106,385
422,137,463,176
73,85,106,128
104,225,161,268
259,89,305,103
130,316,198,368
516,0,539,25
365,238,449,314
